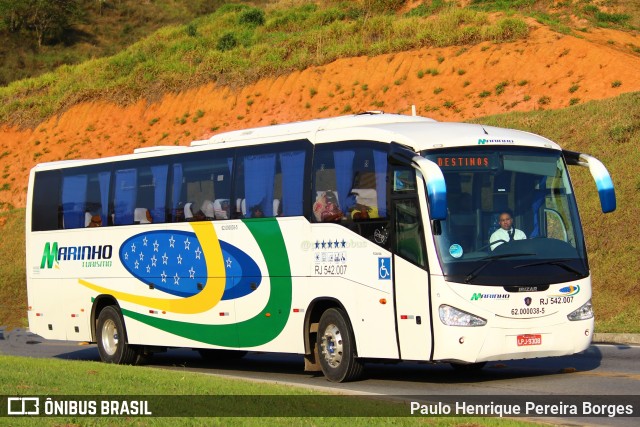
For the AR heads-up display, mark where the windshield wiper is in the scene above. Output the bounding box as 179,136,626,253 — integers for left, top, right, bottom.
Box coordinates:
464,253,535,284
513,259,583,276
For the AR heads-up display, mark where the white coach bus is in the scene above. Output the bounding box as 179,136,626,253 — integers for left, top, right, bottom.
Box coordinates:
26,112,615,382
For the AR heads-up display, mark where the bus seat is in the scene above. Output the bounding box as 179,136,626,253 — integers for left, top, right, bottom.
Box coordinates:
184,203,195,221
235,198,247,217
351,188,378,218
85,212,93,227
134,208,152,224
201,199,215,220
273,199,280,216
213,199,230,219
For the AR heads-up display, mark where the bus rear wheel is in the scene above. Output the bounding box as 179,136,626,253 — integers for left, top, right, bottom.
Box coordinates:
96,305,140,365
317,308,363,382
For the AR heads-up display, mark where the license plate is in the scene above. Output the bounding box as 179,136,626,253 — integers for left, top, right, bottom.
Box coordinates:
517,334,542,346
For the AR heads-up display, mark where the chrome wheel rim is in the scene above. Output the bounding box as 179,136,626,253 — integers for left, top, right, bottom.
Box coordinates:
101,319,119,356
320,323,343,368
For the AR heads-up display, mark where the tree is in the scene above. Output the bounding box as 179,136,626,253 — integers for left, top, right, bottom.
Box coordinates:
0,0,82,46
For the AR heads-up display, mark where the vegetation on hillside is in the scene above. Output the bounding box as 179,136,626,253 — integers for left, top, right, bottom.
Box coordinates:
0,0,225,86
1,1,532,127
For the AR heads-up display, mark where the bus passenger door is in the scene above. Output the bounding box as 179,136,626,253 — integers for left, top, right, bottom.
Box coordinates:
392,197,433,361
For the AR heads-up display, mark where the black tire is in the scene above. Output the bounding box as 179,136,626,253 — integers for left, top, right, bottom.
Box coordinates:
198,349,247,360
96,305,140,365
317,308,363,382
450,362,487,371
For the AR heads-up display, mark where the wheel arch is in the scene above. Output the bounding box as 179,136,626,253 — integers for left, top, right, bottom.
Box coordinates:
90,295,121,342
303,297,350,355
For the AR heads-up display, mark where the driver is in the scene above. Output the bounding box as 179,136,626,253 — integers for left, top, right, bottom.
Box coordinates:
490,211,526,250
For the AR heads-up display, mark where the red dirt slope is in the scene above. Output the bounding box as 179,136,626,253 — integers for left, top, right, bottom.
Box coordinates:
1,20,639,208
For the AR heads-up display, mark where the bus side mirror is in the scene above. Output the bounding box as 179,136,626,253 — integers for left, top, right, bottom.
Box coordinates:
412,157,447,220
564,151,616,213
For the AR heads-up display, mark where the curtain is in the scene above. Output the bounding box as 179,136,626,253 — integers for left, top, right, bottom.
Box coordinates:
150,165,168,223
114,169,137,225
279,150,305,216
333,150,354,212
244,154,276,217
373,149,387,217
530,176,547,238
61,174,88,229
172,163,183,219
98,171,111,226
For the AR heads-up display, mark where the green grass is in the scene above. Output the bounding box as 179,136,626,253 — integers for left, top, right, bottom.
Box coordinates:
469,0,638,31
0,208,26,329
0,4,529,127
0,355,547,426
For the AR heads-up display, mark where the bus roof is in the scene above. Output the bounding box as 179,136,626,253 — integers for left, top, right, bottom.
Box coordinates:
193,112,560,151
31,113,561,172
190,111,433,146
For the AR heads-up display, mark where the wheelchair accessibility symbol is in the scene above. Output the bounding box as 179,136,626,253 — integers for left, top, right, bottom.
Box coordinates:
378,257,391,280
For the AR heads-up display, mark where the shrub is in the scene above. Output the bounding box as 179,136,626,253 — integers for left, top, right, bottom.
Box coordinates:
538,96,551,105
239,8,266,27
217,33,238,52
186,24,198,37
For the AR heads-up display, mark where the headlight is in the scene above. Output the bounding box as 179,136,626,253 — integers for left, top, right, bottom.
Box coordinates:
567,299,594,321
439,304,486,327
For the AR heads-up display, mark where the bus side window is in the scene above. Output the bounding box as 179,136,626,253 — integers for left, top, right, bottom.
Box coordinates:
31,170,61,231
312,141,390,247
394,199,426,267
235,142,307,219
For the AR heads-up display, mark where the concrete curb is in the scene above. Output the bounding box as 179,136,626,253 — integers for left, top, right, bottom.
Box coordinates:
592,333,640,346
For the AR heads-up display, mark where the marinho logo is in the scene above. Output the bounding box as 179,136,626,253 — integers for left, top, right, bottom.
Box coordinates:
40,242,113,269
478,138,515,145
471,292,510,301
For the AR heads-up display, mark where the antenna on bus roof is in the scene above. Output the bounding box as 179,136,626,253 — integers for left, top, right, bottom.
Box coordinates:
411,105,417,116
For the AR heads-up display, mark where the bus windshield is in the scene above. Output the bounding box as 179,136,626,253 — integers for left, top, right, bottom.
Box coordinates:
422,147,587,287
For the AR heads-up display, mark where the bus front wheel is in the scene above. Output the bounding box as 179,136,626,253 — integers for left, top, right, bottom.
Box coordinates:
96,305,140,365
317,308,363,382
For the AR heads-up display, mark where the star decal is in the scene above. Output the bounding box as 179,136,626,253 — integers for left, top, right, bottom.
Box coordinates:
169,235,175,248
184,238,191,250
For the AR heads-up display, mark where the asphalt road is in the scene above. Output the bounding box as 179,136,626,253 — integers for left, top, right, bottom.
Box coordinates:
1,327,638,425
